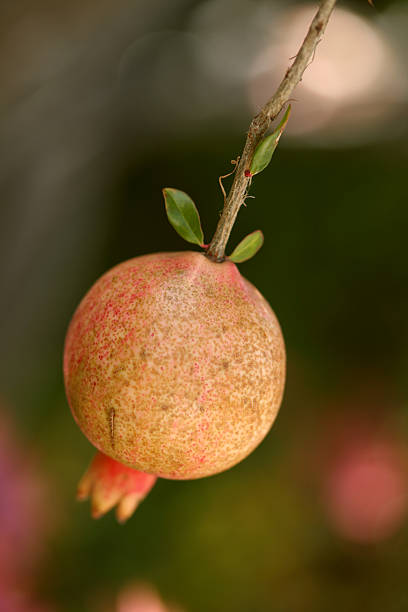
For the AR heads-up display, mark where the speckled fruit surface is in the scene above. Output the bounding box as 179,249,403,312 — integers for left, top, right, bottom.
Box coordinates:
64,251,285,480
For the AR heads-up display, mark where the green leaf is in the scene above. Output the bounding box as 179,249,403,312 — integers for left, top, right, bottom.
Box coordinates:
228,230,264,263
250,105,291,176
162,188,204,246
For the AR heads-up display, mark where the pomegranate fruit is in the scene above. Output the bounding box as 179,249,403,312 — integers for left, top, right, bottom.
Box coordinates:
60,0,339,523
64,250,285,520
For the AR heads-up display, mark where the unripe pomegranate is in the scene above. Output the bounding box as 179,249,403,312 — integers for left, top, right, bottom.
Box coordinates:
60,0,337,522
64,121,290,521
64,250,285,520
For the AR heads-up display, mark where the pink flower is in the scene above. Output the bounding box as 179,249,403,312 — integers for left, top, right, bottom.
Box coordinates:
0,587,53,612
0,411,51,585
116,585,184,612
324,432,408,542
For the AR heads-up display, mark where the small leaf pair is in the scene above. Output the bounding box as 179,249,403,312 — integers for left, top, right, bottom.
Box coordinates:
162,188,263,263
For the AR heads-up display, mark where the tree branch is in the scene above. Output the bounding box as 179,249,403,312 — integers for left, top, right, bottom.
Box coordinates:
206,0,337,262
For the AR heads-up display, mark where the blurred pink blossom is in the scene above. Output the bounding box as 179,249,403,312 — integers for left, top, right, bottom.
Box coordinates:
0,587,53,612
311,396,408,543
323,427,408,543
0,410,51,586
117,584,184,612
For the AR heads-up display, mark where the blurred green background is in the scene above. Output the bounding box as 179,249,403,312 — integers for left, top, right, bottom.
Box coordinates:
1,0,408,610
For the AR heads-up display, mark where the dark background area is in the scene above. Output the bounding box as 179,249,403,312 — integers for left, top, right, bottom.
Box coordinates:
1,1,408,611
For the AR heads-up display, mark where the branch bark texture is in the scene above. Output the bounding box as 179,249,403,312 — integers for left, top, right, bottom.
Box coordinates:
206,0,337,262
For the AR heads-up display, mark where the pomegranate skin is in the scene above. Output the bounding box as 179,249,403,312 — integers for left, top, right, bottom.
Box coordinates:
64,251,285,480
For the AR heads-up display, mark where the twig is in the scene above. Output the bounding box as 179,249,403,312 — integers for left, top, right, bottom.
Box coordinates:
206,0,337,262
218,158,240,203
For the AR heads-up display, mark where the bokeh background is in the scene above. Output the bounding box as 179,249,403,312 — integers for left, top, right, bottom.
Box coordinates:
1,0,408,610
